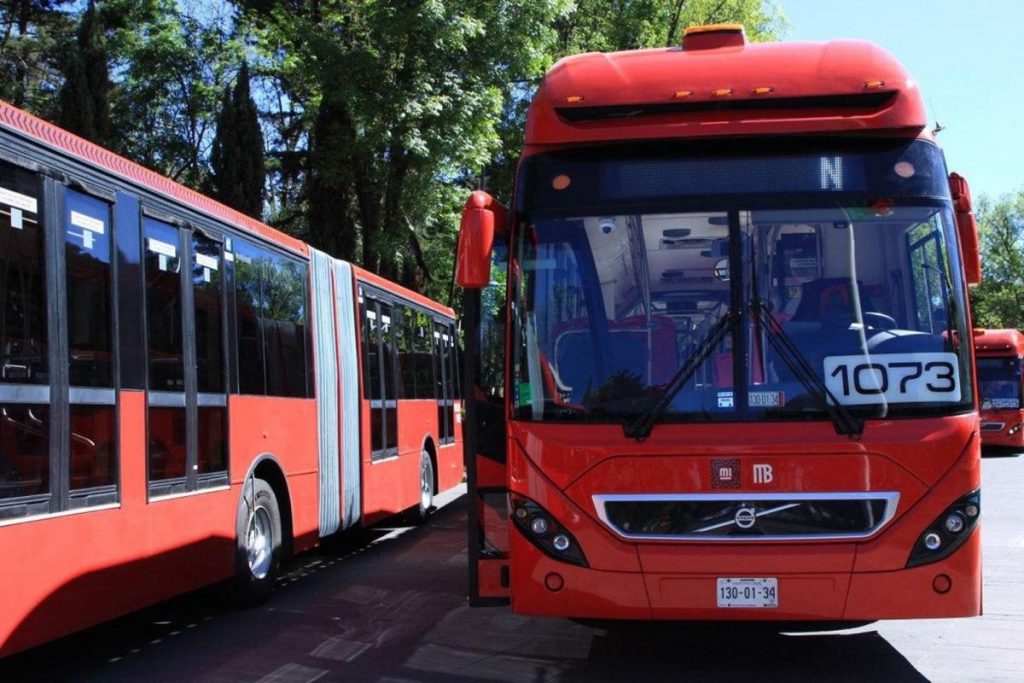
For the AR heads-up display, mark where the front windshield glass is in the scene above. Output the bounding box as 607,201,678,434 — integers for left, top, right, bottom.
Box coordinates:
978,357,1022,409
511,139,973,424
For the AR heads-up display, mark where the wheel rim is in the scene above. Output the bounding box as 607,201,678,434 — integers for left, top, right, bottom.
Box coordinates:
421,457,433,511
246,505,273,580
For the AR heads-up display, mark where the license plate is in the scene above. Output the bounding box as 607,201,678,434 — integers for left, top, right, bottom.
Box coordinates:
716,578,778,608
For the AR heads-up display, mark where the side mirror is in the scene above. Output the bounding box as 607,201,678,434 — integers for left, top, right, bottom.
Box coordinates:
456,191,508,289
949,172,982,286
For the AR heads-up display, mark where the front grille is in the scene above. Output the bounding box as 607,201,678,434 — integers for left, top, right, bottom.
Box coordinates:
593,492,899,541
981,422,1005,432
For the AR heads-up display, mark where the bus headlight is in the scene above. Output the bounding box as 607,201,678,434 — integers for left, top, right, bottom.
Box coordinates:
511,495,588,567
906,489,980,568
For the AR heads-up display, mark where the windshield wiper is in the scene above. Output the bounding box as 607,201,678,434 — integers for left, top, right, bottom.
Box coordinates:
624,311,739,440
748,299,863,436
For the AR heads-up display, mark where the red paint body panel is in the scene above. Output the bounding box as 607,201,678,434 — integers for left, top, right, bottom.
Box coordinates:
526,40,926,146
505,418,982,620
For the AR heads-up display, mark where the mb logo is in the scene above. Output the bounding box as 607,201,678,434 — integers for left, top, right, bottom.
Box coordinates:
753,463,774,484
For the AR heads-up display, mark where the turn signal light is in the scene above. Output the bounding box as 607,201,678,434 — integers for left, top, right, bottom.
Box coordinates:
511,495,588,567
906,489,980,568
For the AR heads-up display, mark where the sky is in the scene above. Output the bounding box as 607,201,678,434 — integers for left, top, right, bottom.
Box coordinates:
782,0,1024,201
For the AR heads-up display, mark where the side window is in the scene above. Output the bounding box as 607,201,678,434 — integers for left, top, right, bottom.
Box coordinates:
397,304,413,399
413,310,434,398
0,162,49,510
234,240,309,398
235,240,265,395
361,292,398,458
65,189,116,495
193,233,226,475
380,302,398,452
144,217,187,484
908,222,950,335
264,255,309,397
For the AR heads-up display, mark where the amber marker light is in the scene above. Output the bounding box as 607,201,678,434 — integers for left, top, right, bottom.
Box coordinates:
752,86,773,95
712,88,733,97
673,90,694,99
864,80,885,89
565,95,584,103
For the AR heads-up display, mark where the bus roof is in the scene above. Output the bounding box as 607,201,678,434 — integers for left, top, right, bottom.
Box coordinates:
974,329,1024,356
352,264,456,319
526,27,926,146
0,99,307,256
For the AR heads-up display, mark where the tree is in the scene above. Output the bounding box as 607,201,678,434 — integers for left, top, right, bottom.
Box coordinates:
208,61,266,219
0,1,75,116
57,1,111,146
106,0,243,187
969,190,1024,329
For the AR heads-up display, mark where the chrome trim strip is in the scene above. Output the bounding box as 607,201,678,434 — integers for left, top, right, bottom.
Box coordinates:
0,384,50,404
592,491,901,542
69,387,115,405
147,391,185,408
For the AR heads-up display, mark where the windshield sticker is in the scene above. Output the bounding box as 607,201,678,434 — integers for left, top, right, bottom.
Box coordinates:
823,352,961,405
749,391,785,408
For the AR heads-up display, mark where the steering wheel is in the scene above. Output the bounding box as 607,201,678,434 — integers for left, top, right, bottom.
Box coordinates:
862,312,897,330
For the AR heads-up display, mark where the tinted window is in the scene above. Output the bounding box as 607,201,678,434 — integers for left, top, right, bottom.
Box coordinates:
264,254,308,397
234,241,309,398
413,309,435,399
65,190,113,388
235,241,265,394
70,405,116,489
193,233,224,394
144,218,184,392
363,298,381,400
0,163,47,385
0,404,49,499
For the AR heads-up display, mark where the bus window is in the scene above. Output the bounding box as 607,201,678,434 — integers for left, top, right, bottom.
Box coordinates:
413,310,434,399
0,162,49,506
192,232,227,475
144,217,187,483
234,240,265,395
65,189,116,493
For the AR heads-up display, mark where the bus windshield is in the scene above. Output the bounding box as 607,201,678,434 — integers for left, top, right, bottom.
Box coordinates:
511,140,973,425
977,357,1022,409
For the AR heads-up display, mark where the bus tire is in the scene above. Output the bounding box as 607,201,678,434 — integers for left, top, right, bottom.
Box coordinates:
230,477,282,606
415,449,435,524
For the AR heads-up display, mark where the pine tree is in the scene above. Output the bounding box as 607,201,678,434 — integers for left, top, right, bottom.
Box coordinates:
208,62,266,220
57,1,110,146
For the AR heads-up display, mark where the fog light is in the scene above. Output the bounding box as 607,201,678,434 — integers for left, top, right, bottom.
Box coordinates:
530,516,549,535
924,532,942,550
944,513,964,534
552,534,571,552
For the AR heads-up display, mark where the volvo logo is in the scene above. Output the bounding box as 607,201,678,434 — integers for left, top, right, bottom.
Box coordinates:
734,506,757,529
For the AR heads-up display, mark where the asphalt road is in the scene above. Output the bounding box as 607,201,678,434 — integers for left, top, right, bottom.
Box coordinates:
2,452,1022,682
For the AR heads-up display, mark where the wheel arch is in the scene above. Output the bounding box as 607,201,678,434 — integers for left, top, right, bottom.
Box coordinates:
421,434,439,492
243,453,294,559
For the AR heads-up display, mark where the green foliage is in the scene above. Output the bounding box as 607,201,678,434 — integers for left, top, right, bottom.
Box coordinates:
208,62,266,220
969,190,1024,329
57,2,111,146
0,1,75,116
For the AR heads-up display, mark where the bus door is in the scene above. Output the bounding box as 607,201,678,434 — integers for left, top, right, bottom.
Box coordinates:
463,240,510,604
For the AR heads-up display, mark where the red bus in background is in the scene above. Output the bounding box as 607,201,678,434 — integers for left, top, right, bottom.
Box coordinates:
457,25,984,622
974,329,1024,450
0,100,461,657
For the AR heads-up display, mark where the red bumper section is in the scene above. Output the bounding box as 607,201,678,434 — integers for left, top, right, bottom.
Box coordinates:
507,450,982,621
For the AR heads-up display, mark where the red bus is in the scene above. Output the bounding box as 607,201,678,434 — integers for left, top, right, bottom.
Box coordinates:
974,328,1024,450
0,100,462,656
457,25,984,622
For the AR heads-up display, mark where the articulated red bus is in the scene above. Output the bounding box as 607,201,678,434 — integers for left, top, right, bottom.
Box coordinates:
974,329,1024,450
0,100,462,656
457,25,984,621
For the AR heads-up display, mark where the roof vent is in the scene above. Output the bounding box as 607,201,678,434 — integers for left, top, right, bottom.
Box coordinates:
682,23,746,51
